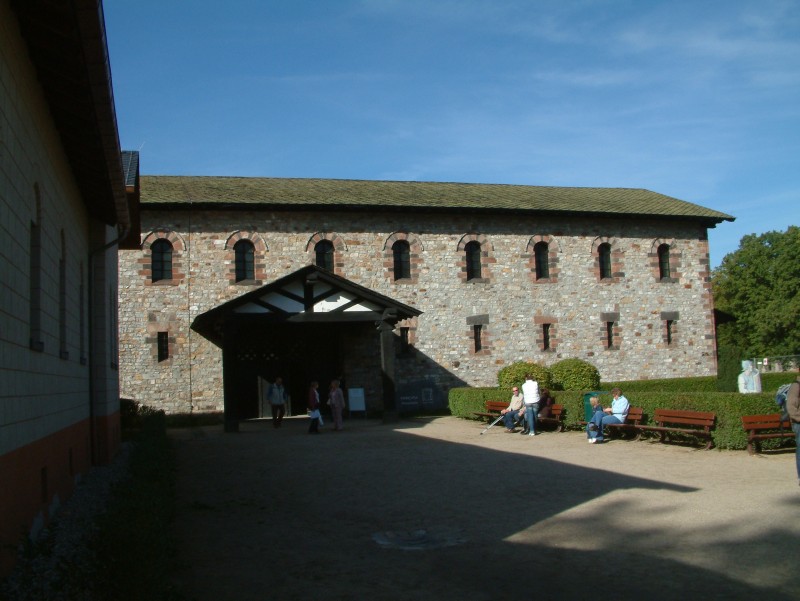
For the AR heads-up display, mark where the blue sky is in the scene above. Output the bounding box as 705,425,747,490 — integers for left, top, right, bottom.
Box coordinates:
104,0,799,268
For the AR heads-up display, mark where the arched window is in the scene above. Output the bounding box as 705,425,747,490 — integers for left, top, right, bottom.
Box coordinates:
234,239,255,282
534,241,550,280
151,239,173,282
392,240,411,280
598,243,612,280
315,240,334,271
657,243,671,280
465,241,482,281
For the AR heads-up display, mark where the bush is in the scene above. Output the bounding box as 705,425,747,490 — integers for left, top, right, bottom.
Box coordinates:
716,345,742,391
550,358,600,390
497,361,552,389
762,371,799,391
448,387,509,418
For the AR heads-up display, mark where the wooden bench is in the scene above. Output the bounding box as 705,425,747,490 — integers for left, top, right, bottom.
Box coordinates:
605,406,644,439
473,400,509,421
580,406,644,439
741,413,795,455
537,404,566,432
473,401,566,432
638,409,716,450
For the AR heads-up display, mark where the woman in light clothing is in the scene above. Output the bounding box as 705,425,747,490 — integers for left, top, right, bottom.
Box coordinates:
329,379,345,431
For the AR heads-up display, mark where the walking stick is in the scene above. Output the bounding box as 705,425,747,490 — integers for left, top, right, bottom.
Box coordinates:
480,413,505,435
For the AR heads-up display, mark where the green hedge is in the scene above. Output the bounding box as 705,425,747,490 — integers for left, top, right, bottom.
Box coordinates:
602,372,797,394
449,386,789,450
449,387,511,418
600,376,719,393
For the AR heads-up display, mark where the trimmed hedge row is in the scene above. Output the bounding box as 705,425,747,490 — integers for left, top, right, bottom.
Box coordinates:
602,372,797,394
448,386,788,451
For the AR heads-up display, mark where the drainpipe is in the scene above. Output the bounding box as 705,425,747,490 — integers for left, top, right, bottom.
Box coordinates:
87,221,129,465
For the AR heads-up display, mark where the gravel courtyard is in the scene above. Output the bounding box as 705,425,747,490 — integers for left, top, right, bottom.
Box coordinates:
168,416,800,601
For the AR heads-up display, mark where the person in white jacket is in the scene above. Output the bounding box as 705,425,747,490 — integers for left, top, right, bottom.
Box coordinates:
521,375,540,436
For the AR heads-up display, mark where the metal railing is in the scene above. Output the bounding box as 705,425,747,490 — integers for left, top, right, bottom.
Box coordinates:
751,355,800,373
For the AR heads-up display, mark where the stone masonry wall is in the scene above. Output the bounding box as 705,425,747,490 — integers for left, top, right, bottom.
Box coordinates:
118,207,718,413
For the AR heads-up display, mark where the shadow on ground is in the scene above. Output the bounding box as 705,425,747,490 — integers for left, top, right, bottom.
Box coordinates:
168,416,799,601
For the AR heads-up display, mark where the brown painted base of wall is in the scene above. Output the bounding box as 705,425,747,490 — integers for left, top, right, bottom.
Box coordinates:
0,412,120,576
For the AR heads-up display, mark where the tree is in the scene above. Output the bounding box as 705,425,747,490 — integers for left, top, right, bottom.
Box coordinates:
712,226,800,357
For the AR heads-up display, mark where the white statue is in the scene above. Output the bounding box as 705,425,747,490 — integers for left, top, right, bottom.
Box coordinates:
737,360,762,394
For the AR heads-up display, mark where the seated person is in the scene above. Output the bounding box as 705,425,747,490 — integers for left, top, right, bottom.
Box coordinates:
538,388,555,419
587,388,629,444
502,386,525,432
585,396,604,439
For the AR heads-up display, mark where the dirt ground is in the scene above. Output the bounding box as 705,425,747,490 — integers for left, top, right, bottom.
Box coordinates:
168,415,800,601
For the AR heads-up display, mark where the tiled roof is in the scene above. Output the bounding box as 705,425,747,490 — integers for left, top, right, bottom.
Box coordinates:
140,175,734,223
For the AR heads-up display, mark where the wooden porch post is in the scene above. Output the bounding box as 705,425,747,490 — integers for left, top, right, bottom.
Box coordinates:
222,321,239,432
378,310,397,422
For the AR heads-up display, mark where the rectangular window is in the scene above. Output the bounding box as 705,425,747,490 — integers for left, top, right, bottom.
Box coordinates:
30,218,43,351
79,265,86,364
59,255,67,359
606,321,616,349
157,331,170,362
666,320,674,345
542,323,551,350
399,327,410,354
473,324,483,352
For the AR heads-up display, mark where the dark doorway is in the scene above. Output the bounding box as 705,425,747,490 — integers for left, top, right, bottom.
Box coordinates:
225,319,345,419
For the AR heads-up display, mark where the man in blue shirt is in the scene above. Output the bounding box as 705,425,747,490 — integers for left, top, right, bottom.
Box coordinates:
587,387,629,443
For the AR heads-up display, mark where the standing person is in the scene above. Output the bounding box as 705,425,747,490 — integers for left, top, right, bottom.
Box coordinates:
307,381,321,434
329,379,345,431
267,376,288,428
502,386,525,432
588,387,629,443
784,375,800,487
521,374,540,437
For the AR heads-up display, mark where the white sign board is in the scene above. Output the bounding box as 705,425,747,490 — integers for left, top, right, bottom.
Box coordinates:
348,387,366,412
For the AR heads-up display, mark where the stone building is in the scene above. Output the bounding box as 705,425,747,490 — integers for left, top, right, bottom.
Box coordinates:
0,0,135,575
118,176,733,423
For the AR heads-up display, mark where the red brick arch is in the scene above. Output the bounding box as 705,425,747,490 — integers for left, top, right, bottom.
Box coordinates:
305,232,347,276
526,234,561,284
383,232,423,283
224,231,268,284
649,238,681,283
590,236,624,283
456,233,494,283
140,229,186,285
